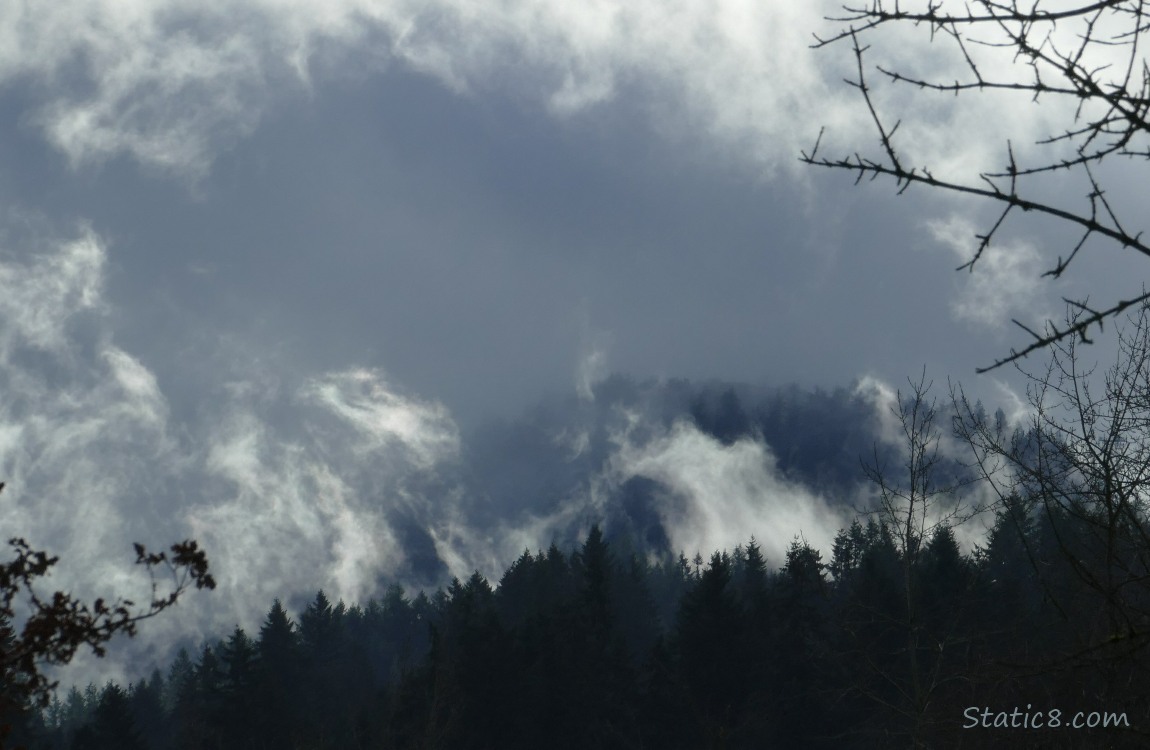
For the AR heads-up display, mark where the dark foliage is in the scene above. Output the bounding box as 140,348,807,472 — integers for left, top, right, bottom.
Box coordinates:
19,505,1149,749
0,481,214,750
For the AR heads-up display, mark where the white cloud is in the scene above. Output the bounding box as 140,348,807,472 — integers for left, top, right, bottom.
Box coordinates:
301,368,460,469
198,416,408,611
0,0,1065,182
0,229,181,636
854,372,1003,552
926,214,1050,329
607,419,845,564
195,365,462,609
575,322,610,402
854,375,902,448
0,229,105,355
990,378,1034,431
0,221,469,688
427,500,568,583
412,398,855,581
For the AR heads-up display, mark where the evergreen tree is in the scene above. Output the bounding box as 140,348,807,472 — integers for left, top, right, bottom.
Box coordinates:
217,627,258,749
829,520,866,582
70,683,144,750
426,572,513,749
740,536,768,605
675,551,745,747
59,687,89,746
127,672,166,750
253,599,303,749
770,540,831,746
297,592,362,748
570,526,640,748
171,644,225,750
163,649,194,716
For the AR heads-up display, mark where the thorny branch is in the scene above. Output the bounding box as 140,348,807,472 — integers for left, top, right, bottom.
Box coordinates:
952,304,1150,676
806,1,1150,371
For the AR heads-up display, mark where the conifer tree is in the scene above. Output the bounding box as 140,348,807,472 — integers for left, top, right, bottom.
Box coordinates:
253,599,302,749
70,684,144,750
127,671,166,750
676,552,745,747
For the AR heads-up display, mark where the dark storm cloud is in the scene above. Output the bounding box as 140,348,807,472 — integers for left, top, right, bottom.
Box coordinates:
0,0,1099,410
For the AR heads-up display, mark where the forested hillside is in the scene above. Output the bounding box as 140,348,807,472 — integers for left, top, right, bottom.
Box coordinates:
11,506,1144,749
5,355,1149,749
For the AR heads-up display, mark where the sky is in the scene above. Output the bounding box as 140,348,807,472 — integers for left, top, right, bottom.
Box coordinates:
0,0,1146,687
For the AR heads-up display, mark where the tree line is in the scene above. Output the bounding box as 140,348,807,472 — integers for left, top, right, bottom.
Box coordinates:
12,303,1150,749
5,500,1142,749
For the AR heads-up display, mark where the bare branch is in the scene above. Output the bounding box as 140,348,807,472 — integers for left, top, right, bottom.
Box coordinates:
809,0,1150,368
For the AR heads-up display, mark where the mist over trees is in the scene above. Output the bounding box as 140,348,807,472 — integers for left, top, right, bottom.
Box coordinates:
19,511,1142,748
0,531,214,750
6,309,1150,745
7,0,1150,746
461,374,952,556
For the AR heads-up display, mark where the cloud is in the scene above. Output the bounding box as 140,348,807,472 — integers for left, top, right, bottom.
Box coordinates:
427,493,587,583
855,371,974,472
0,221,471,688
190,363,465,615
411,380,862,581
0,228,106,355
301,368,460,470
853,375,902,448
854,372,1005,552
990,378,1034,431
606,418,846,565
926,214,1050,329
0,0,1062,183
199,408,406,613
0,227,186,685
575,312,610,402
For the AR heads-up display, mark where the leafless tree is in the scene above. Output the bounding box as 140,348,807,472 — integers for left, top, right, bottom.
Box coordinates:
805,1,1150,371
851,372,981,748
953,303,1150,689
864,371,979,560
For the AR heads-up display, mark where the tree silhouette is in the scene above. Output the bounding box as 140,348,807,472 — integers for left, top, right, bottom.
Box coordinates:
19,501,1150,748
252,599,303,748
953,306,1150,712
126,671,166,750
69,683,144,750
850,373,982,747
0,483,214,749
675,551,745,747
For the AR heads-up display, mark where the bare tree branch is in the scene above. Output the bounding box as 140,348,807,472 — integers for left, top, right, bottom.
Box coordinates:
808,1,1150,369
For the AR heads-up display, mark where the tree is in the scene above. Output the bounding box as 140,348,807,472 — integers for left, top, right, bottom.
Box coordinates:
0,482,214,748
217,627,258,748
765,539,834,746
296,593,361,749
126,670,166,750
252,600,303,748
862,371,977,568
805,1,1150,370
675,551,745,748
953,304,1150,694
851,373,980,747
69,683,144,750
424,573,514,750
